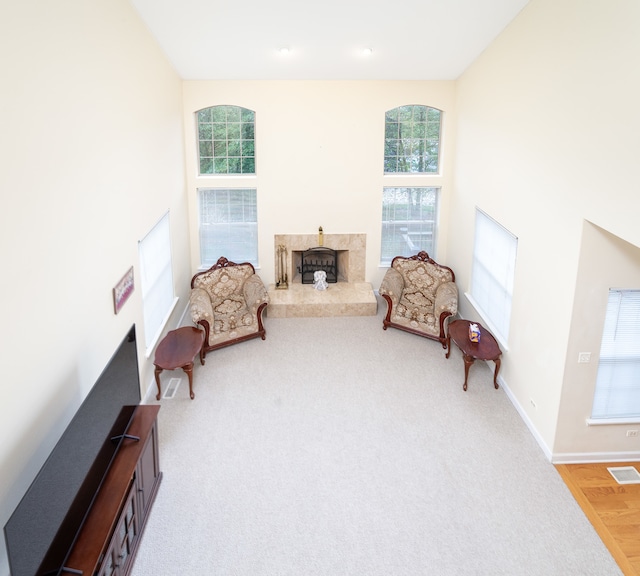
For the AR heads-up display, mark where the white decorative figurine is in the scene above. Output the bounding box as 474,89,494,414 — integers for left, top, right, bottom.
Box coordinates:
313,270,328,291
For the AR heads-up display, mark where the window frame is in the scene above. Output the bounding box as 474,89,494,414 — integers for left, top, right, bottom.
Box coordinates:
467,208,518,347
590,288,640,422
197,187,259,269
379,186,440,266
384,105,442,175
196,105,256,176
138,212,178,355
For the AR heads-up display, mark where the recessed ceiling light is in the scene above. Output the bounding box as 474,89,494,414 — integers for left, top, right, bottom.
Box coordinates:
362,47,373,56
278,47,291,55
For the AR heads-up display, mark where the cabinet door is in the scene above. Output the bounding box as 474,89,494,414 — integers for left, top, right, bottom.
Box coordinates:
97,483,138,576
96,541,118,576
136,421,160,520
116,485,139,576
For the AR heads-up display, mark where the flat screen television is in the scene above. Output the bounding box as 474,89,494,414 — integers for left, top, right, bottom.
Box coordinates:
4,325,142,576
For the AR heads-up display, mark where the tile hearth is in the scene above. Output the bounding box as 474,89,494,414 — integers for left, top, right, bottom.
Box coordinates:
267,233,377,318
267,282,377,318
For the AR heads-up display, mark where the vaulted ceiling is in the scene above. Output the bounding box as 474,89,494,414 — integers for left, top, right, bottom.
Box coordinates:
129,0,530,80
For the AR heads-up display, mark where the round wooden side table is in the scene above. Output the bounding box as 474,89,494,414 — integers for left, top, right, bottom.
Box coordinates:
445,319,502,391
154,327,205,400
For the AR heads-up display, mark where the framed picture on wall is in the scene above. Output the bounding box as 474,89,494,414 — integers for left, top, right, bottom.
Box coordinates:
113,266,134,314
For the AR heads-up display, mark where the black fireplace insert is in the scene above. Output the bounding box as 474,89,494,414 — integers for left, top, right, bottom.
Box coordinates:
298,247,338,284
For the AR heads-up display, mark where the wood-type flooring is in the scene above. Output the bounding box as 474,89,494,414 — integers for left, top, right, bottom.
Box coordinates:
556,462,640,576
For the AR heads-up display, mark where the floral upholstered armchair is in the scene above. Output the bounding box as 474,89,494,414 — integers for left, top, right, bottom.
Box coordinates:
189,257,269,358
379,251,458,348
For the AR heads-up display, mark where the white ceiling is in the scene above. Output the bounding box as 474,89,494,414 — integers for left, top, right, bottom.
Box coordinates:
129,0,529,80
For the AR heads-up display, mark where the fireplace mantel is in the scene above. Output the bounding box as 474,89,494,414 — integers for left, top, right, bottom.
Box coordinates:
268,233,376,318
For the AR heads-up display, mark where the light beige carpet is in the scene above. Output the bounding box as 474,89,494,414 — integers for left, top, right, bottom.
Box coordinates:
131,296,621,576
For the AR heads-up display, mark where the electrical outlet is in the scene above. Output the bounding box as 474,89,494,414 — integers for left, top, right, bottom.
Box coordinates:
578,352,591,363
627,430,638,437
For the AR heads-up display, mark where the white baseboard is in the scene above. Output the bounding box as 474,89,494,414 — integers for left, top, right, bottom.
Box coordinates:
499,376,553,461
551,451,640,464
142,375,158,405
500,375,640,464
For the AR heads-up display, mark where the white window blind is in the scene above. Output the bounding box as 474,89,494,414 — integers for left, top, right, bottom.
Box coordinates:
139,212,175,350
198,188,258,267
591,289,640,420
470,209,517,344
380,187,439,266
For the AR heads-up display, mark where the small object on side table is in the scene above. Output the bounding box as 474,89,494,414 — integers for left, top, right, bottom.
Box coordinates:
468,322,481,342
154,327,205,400
446,319,501,391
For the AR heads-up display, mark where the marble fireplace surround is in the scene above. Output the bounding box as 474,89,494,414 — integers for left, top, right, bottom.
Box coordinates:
268,233,376,318
275,233,366,284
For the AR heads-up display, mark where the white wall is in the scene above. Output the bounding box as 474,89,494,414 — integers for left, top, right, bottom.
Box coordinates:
3,2,640,572
556,222,640,460
451,0,640,460
182,80,456,288
0,0,188,573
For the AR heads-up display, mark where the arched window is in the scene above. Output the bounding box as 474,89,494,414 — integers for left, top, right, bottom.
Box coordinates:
384,105,441,173
197,105,255,174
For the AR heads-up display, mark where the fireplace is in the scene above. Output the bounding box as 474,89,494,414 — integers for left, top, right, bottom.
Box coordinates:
269,233,376,318
274,233,366,286
298,247,338,284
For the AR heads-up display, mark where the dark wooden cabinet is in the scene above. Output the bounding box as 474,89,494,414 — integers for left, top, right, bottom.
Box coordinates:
65,405,162,576
97,483,138,576
136,414,161,520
